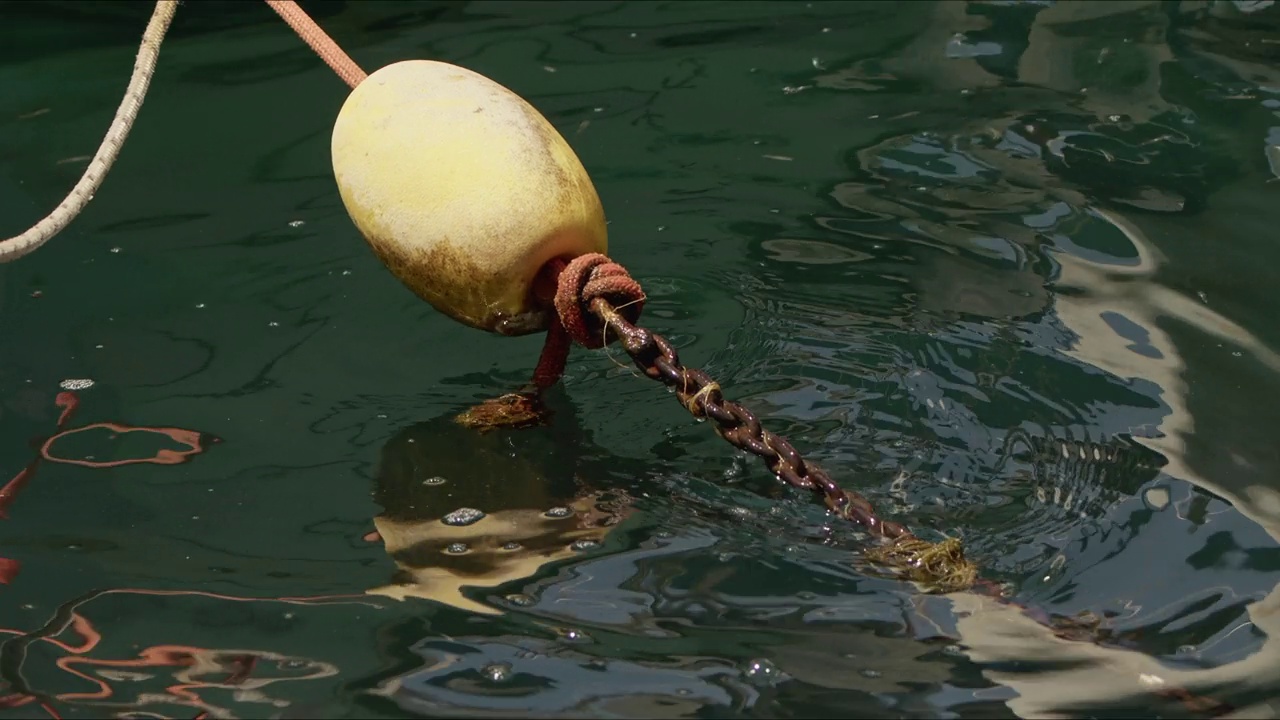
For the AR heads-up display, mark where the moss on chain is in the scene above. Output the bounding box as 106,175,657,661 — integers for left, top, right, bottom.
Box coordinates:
864,537,978,593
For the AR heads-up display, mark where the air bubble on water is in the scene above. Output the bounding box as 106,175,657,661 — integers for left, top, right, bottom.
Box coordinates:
109,247,121,253
505,593,536,607
727,506,753,520
283,612,295,620
268,321,279,327
444,542,469,554
723,458,746,480
560,628,591,643
570,539,598,552
195,303,205,309
811,57,824,70
1042,553,1067,582
289,220,305,228
743,658,781,686
1176,644,1197,655
482,663,513,683
95,344,104,349
342,269,351,275
59,378,94,390
544,506,573,519
442,507,485,526
796,591,817,601
859,668,882,679
943,644,964,657
501,541,523,551
1144,486,1170,511
423,476,447,487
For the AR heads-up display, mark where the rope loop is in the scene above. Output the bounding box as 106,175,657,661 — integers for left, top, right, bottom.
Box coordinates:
552,253,646,349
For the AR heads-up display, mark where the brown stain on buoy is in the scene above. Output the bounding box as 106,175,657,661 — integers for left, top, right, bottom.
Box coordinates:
332,60,608,335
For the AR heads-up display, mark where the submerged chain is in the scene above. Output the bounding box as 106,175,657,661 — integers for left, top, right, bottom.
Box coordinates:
590,299,908,539
540,253,976,591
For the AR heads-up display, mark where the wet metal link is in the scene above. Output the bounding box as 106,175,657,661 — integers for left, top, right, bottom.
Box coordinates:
577,289,1239,713
589,298,976,592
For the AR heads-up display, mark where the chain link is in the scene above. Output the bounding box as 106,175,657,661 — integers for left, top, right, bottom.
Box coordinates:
591,298,912,539
585,296,1239,712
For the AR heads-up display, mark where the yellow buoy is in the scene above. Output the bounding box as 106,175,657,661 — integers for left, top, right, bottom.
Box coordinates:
331,60,607,335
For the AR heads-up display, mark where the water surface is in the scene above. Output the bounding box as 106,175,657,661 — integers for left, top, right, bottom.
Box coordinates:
3,1,1280,717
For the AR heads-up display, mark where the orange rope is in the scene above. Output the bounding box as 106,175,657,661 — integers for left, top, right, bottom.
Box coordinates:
264,0,367,89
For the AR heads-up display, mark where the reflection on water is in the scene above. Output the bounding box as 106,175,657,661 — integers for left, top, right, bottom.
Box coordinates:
367,416,632,615
379,635,747,719
0,588,378,718
4,0,1280,717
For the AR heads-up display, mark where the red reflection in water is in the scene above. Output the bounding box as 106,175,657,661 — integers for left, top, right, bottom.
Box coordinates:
0,390,216,585
0,559,18,585
0,588,380,719
0,393,79,521
41,423,211,469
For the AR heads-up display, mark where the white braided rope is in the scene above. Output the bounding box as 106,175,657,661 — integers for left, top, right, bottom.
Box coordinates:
0,0,177,263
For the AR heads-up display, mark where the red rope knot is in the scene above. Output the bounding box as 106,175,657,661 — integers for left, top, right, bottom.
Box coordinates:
553,253,646,349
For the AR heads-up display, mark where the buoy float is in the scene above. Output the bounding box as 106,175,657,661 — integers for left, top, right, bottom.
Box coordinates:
331,60,608,335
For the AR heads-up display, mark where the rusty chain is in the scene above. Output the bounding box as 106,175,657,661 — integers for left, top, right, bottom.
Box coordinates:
587,296,989,597
589,298,910,538
454,254,1237,714
583,296,1238,713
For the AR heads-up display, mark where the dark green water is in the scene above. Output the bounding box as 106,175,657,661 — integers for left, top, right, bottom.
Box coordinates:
4,0,1280,717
